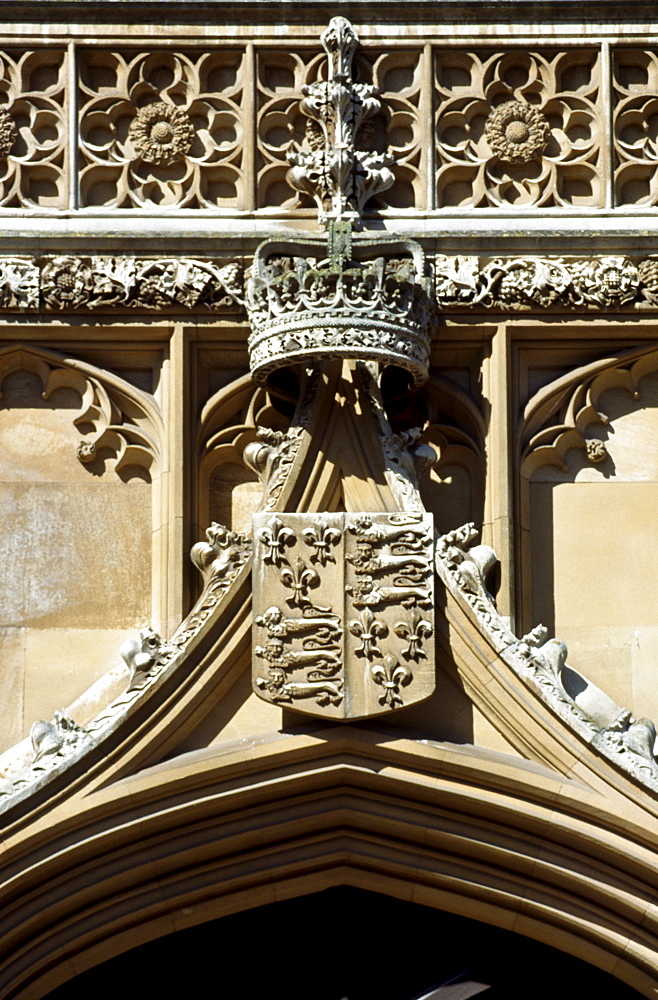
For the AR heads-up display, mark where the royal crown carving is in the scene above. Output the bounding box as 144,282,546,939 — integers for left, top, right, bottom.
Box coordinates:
246,223,433,386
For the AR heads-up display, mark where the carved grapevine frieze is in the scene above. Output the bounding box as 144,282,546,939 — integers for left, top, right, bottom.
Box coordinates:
432,254,658,311
435,49,602,207
0,251,657,317
0,255,244,312
79,48,245,208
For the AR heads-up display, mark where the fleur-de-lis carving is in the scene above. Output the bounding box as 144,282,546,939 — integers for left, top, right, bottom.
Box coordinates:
348,608,387,659
257,515,296,567
302,518,341,565
394,608,433,661
280,556,320,607
371,653,412,708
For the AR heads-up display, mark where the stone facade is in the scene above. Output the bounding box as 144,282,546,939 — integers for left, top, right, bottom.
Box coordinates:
1,3,658,997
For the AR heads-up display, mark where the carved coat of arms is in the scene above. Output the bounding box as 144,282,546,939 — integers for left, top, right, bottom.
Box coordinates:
253,512,435,719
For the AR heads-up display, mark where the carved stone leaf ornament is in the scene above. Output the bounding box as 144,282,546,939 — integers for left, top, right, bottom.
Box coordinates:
286,16,394,222
253,512,435,719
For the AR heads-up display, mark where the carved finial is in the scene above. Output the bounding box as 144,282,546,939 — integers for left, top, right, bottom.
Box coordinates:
286,16,395,223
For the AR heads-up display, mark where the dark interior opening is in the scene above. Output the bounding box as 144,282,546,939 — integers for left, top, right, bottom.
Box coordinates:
46,886,644,999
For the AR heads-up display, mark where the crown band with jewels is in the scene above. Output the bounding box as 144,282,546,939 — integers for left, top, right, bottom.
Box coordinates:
246,232,433,387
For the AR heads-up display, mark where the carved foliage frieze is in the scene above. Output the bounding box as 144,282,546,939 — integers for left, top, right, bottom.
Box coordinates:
79,48,245,208
435,48,602,207
0,256,243,311
253,512,435,719
434,254,658,311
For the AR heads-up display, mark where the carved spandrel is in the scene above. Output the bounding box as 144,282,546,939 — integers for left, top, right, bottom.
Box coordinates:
253,512,434,719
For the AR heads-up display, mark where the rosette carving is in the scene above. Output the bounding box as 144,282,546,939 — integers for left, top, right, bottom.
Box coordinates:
484,100,550,164
435,49,602,207
79,49,244,208
128,102,194,166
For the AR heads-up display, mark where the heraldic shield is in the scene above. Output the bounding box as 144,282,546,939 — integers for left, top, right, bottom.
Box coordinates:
253,512,435,720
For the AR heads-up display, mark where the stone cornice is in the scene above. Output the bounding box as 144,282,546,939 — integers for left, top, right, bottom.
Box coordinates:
0,1,653,25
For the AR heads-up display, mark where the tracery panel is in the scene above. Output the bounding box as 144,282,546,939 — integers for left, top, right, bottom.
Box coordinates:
78,47,246,209
434,48,602,208
613,48,658,207
0,48,67,209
